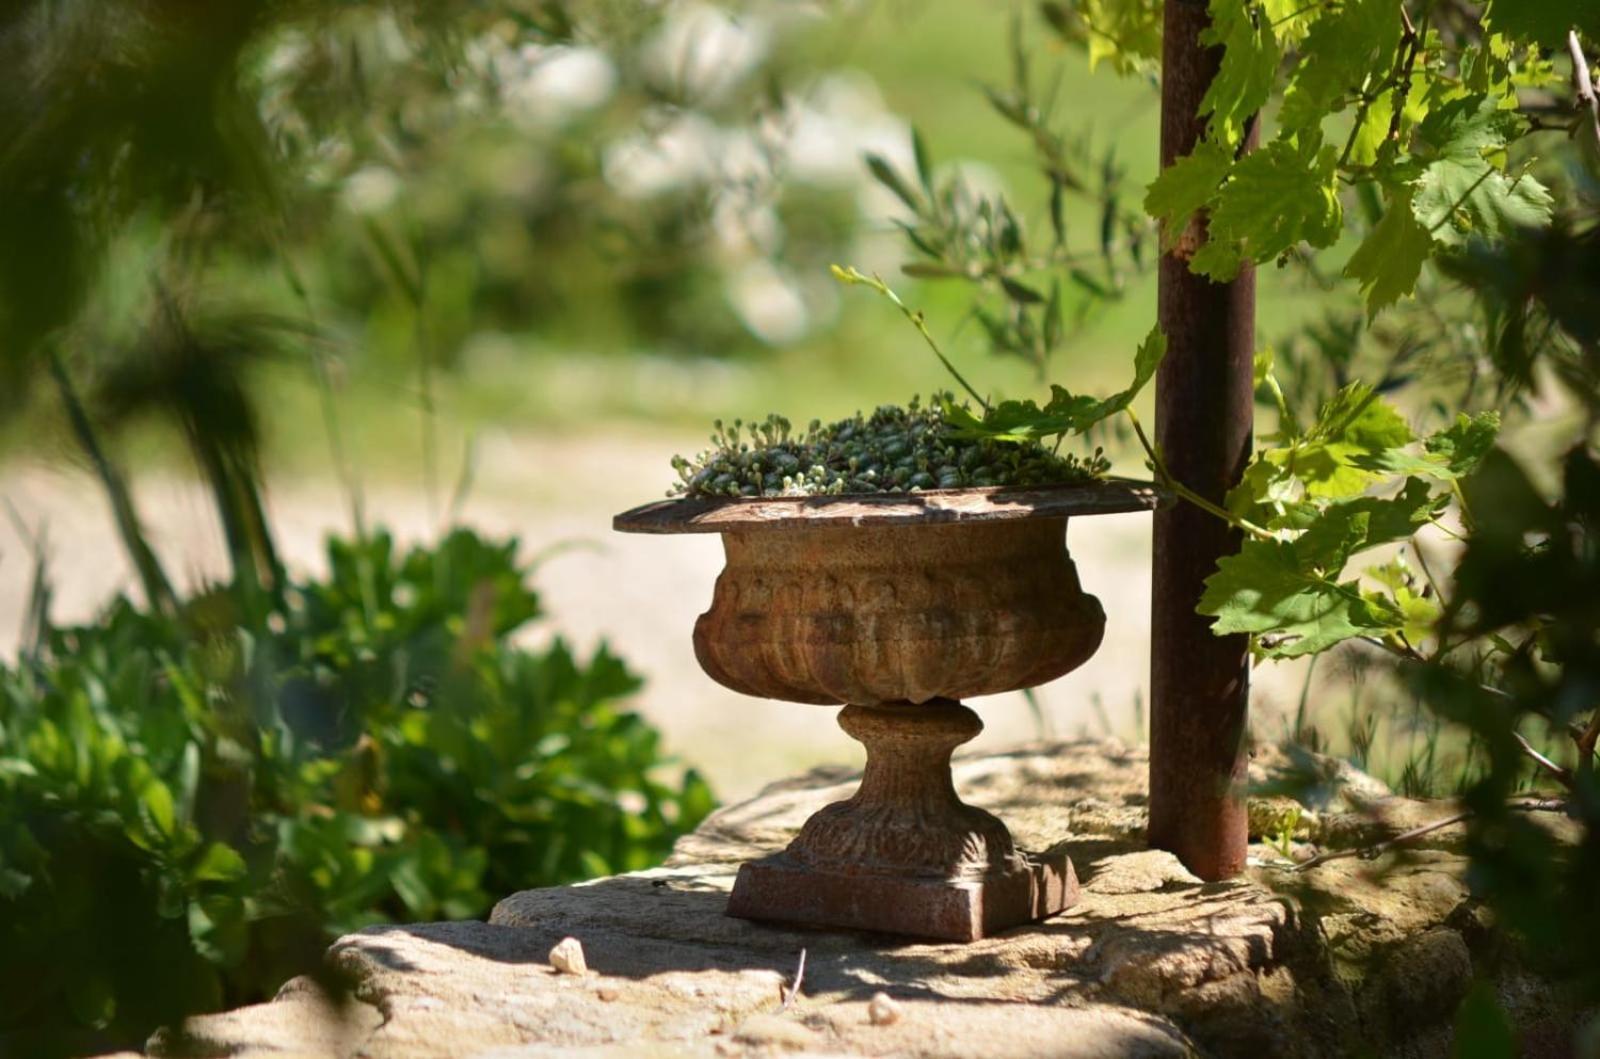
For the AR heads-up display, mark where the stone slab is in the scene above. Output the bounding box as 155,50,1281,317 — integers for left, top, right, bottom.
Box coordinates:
135,740,1585,1059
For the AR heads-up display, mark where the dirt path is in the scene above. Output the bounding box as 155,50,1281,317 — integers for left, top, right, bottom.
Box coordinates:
0,432,1306,800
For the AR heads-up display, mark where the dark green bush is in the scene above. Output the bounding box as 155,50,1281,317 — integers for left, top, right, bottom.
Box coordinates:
0,527,713,1056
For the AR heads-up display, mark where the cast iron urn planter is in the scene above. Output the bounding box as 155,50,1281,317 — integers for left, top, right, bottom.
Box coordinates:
614,481,1163,941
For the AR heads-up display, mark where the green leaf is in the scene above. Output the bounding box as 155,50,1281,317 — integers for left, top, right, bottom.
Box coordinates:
1411,96,1553,248
1345,89,1396,168
1144,139,1234,245
1260,0,1317,43
1485,0,1600,48
1351,411,1501,480
190,842,248,883
1077,324,1166,423
1344,188,1434,316
943,326,1165,441
1200,0,1280,144
1190,137,1343,281
1278,0,1403,135
1267,382,1415,498
1198,537,1402,658
1293,479,1448,558
1294,508,1374,572
864,153,921,212
1227,457,1299,524
1426,411,1500,475
941,393,1083,441
911,128,934,194
1048,0,1164,77
1389,584,1441,646
139,777,177,840
1309,383,1415,449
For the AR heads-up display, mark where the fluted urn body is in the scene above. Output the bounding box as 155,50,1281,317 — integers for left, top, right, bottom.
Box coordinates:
694,518,1104,707
615,482,1163,941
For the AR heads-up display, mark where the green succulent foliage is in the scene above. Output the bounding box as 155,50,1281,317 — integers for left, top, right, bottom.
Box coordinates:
671,396,1109,497
0,528,712,1055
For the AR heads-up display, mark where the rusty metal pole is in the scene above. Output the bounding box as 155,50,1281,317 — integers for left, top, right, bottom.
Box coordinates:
1147,0,1257,881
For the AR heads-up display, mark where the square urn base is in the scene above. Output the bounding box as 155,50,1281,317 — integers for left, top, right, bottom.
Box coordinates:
725,848,1078,942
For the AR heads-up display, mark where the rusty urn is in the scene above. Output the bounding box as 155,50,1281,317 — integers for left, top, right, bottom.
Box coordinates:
614,482,1162,941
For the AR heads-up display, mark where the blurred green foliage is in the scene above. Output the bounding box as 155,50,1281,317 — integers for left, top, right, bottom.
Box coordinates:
0,527,711,1056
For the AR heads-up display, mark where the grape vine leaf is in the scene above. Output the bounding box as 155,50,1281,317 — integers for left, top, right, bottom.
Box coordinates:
1425,411,1500,474
1143,139,1234,245
1227,457,1299,524
1351,410,1501,479
942,326,1165,440
1485,0,1600,48
1190,137,1343,281
1289,478,1449,552
1277,0,1403,135
1075,324,1167,422
1344,187,1434,317
1200,0,1280,144
1345,88,1396,168
1366,557,1441,646
941,388,1093,441
1260,0,1317,43
1411,95,1553,249
1198,533,1402,658
1265,382,1415,498
1041,0,1163,77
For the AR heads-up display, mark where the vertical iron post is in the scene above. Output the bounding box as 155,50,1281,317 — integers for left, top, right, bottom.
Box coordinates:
1147,0,1257,880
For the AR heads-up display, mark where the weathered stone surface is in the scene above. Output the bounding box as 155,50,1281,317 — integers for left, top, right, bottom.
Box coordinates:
136,740,1583,1059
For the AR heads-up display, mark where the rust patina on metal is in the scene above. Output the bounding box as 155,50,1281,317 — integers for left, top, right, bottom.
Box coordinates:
615,480,1166,942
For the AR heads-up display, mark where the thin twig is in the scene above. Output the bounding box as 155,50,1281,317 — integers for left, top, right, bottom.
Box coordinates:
1514,731,1575,789
780,948,807,1012
1569,31,1600,151
1384,7,1426,147
831,266,990,411
1291,797,1568,872
1124,408,1274,539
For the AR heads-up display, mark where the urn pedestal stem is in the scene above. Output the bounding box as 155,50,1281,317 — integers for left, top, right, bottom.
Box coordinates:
726,700,1077,942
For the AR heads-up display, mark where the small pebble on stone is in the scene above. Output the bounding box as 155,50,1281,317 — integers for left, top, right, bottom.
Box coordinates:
868,992,902,1026
548,936,587,976
596,985,620,1002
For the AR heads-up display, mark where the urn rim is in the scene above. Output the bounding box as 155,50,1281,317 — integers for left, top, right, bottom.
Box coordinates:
614,479,1168,535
